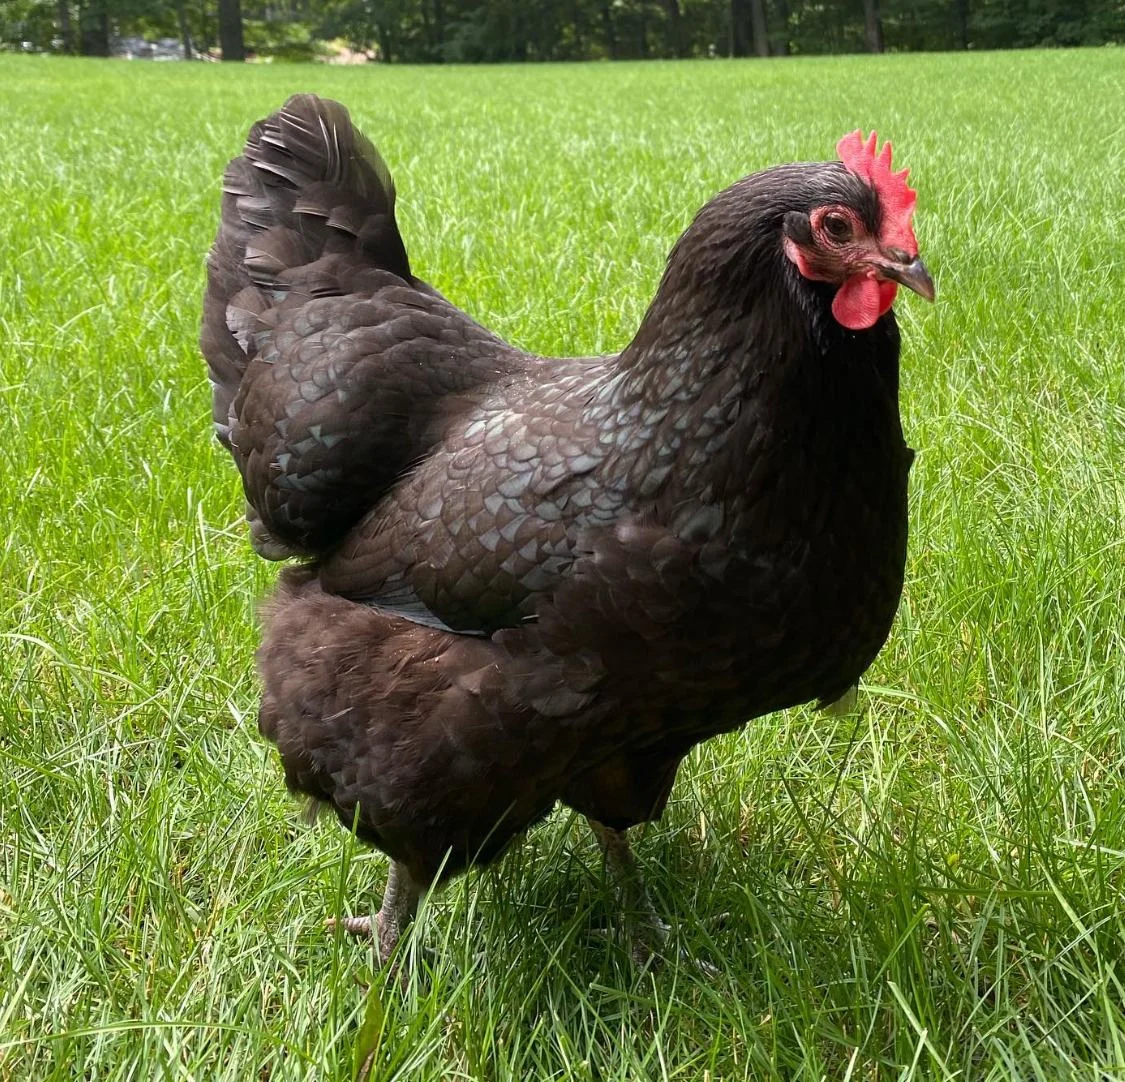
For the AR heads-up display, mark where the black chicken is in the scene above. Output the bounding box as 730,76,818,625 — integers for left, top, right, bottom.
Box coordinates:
201,96,934,967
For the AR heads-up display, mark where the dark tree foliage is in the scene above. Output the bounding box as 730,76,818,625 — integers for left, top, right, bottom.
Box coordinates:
2,0,1123,59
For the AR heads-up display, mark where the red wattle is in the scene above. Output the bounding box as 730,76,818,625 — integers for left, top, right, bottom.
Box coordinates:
831,277,899,331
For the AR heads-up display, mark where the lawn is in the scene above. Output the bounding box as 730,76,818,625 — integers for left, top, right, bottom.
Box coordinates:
1,47,1123,1080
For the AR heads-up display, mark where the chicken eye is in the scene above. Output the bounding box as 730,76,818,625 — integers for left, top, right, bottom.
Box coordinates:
823,213,852,243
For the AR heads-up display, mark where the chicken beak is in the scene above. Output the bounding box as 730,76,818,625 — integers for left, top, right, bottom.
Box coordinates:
879,255,936,302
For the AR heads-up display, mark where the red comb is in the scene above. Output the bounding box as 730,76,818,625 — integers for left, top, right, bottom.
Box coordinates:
837,130,918,255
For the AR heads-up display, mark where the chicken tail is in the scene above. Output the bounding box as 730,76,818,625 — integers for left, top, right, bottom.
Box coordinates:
200,94,410,452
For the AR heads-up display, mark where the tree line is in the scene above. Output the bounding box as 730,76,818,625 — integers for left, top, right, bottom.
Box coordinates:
4,0,1123,62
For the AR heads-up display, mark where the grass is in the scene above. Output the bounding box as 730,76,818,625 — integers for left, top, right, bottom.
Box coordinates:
1,47,1123,1080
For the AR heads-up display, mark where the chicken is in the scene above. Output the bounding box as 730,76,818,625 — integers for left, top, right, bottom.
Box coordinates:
201,96,934,968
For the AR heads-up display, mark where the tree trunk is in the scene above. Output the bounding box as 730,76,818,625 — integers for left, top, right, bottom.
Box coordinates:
429,0,446,61
862,0,884,53
175,0,194,58
376,21,393,62
749,0,768,56
952,0,969,49
57,0,74,52
772,0,789,55
218,0,245,60
729,0,749,56
77,0,109,56
572,0,586,57
662,0,685,57
600,0,617,59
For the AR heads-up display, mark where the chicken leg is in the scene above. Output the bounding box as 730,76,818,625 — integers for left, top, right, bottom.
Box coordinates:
588,820,671,967
332,861,423,966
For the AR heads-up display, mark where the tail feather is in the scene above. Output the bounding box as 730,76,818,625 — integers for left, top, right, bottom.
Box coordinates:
201,95,515,562
201,94,410,453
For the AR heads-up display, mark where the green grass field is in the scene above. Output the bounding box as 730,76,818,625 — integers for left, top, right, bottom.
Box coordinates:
2,48,1124,1080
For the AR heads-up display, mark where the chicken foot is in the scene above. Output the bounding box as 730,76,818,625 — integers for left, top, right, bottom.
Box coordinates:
329,860,423,966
